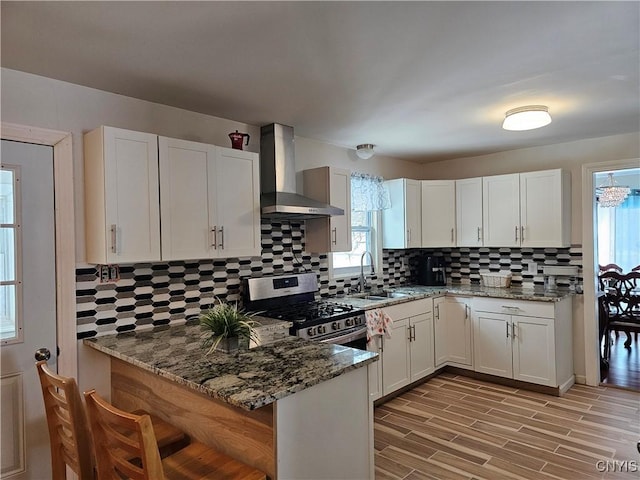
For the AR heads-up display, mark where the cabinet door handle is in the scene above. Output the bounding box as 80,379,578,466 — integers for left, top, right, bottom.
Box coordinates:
477,227,481,242
412,325,416,341
218,226,225,249
506,322,510,338
331,227,337,245
407,229,411,244
408,326,413,341
110,224,117,254
511,322,516,338
515,225,518,242
212,226,217,249
521,226,525,241
435,304,440,320
451,228,454,243
464,304,469,319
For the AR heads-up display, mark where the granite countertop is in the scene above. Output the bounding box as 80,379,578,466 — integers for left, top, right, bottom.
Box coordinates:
83,320,378,411
333,284,574,310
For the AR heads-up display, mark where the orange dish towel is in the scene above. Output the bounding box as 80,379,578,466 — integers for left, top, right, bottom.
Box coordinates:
365,309,393,346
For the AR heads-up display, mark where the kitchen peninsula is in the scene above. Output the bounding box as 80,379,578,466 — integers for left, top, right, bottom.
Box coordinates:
84,320,378,480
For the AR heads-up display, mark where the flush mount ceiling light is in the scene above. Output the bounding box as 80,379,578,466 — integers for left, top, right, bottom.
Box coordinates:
355,144,375,160
502,105,552,131
596,173,631,207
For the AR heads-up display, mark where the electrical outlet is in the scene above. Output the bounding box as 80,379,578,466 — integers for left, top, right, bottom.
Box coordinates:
98,264,120,283
527,261,538,274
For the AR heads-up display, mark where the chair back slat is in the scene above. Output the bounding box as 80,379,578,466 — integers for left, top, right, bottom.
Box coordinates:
36,361,94,480
599,263,623,273
84,389,166,480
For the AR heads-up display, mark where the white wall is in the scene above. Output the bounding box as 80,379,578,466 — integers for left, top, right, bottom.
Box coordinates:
2,68,424,264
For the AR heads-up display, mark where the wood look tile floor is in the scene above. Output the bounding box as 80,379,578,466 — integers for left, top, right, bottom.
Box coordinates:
601,333,640,391
374,374,640,479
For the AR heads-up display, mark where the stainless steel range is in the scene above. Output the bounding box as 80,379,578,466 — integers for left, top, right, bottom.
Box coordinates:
243,273,367,348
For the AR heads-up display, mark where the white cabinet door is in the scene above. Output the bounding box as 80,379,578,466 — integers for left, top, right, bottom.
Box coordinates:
382,317,411,395
84,126,160,264
382,178,421,248
405,179,422,248
436,296,473,368
367,336,383,401
303,167,351,253
512,316,556,387
520,169,571,247
409,312,435,382
473,311,513,378
213,147,261,258
455,177,483,247
421,180,455,247
433,296,448,367
159,137,216,261
482,173,520,247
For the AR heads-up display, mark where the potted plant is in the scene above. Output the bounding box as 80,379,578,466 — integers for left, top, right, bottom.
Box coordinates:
199,298,259,354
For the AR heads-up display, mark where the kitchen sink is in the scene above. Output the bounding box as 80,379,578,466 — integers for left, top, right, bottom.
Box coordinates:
350,291,409,300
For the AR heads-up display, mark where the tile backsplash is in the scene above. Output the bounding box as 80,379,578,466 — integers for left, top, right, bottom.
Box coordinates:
76,221,582,339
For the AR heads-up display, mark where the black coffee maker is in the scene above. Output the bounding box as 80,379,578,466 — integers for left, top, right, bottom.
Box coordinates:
417,255,447,286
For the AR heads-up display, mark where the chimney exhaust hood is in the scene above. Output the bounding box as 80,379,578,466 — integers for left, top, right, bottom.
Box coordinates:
260,123,344,219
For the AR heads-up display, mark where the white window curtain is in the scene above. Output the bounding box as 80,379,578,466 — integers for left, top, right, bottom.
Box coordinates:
351,172,390,212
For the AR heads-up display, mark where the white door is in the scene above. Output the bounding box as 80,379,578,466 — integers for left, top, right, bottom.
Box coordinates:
482,174,520,247
159,137,216,261
213,148,261,258
455,177,483,247
382,317,411,395
1,140,56,480
433,297,448,367
409,312,434,381
328,168,352,252
443,297,473,367
513,316,556,387
367,336,383,401
405,180,422,248
421,180,456,247
473,311,513,378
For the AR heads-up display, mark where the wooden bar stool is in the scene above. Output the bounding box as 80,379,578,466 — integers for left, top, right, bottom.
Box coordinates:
36,361,188,479
84,389,267,480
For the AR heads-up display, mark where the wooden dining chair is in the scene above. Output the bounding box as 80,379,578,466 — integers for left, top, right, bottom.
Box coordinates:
599,263,624,274
84,389,266,480
599,271,640,348
36,361,188,479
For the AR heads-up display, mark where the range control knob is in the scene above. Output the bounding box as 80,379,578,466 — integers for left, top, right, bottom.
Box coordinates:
307,327,315,337
345,318,354,327
332,321,340,330
317,325,326,334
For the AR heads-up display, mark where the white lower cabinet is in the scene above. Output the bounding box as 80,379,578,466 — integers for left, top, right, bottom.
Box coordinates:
472,297,574,391
377,299,434,397
433,296,473,368
367,336,383,401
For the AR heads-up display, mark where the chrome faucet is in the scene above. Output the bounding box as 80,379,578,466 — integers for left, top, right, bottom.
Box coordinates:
358,251,375,292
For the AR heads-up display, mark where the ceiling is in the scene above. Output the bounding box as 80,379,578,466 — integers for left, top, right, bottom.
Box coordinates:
2,1,639,163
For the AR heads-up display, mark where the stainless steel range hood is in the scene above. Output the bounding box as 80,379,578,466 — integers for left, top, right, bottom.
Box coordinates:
260,123,344,219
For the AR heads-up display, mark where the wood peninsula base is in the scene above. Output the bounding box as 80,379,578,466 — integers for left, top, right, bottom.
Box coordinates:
110,357,373,480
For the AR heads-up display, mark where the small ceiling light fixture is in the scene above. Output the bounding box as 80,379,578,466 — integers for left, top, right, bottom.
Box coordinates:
355,144,375,160
502,105,552,131
596,173,631,207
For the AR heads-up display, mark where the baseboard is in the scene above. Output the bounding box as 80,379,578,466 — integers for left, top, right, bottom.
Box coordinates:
574,374,587,385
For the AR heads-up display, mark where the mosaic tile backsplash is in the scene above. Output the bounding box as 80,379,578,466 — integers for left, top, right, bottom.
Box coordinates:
76,220,582,339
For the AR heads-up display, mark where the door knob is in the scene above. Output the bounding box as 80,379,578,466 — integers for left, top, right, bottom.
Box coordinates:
34,348,51,362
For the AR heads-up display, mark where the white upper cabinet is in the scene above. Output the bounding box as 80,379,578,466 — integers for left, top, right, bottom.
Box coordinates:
519,169,571,247
159,137,216,261
382,178,421,248
421,180,456,247
84,126,161,264
159,139,260,260
482,173,521,247
303,167,351,253
455,177,483,247
213,147,261,258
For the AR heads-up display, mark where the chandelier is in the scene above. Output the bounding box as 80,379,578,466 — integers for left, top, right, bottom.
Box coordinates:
596,173,631,207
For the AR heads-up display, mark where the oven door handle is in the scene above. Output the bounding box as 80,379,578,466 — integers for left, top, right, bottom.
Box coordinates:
318,327,367,345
